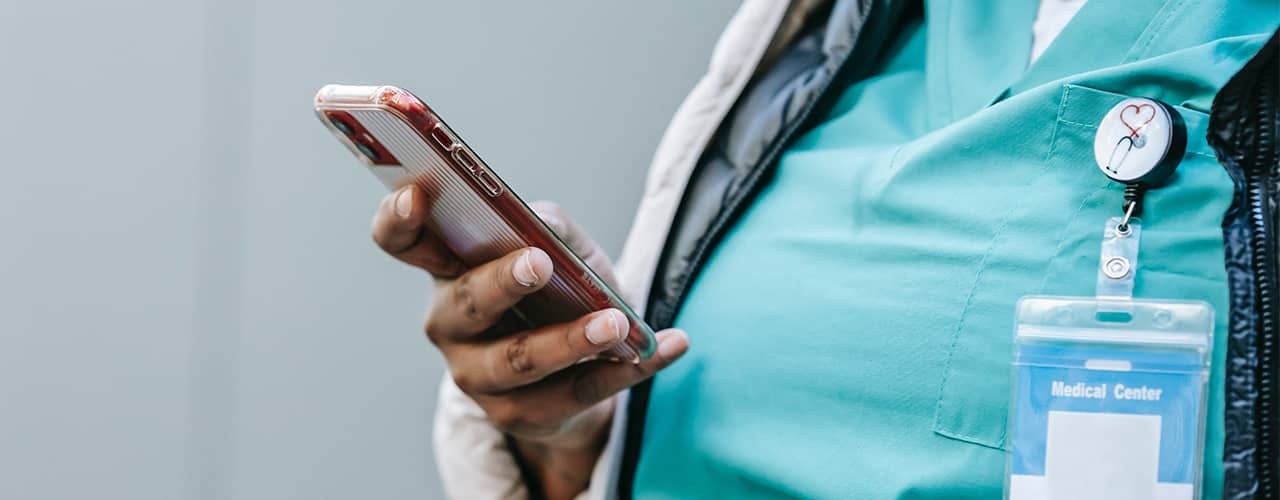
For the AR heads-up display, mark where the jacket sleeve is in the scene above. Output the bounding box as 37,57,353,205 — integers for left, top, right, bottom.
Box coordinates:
432,372,632,500
433,370,634,500
432,374,528,500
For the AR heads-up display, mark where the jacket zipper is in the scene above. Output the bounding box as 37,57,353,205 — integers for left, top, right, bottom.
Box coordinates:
1206,31,1278,499
1245,95,1278,499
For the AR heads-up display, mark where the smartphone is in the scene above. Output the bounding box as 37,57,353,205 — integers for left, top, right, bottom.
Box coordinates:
314,84,656,363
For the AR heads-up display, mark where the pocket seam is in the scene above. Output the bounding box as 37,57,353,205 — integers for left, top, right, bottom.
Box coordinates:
931,85,1077,450
930,83,1219,450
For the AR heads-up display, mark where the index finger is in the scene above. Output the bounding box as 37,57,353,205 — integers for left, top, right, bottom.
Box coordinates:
371,184,465,277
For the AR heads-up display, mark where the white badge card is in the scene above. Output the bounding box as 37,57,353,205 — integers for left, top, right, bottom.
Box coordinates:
1005,218,1213,500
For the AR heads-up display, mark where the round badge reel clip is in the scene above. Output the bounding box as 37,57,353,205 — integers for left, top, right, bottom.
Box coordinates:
1093,97,1187,234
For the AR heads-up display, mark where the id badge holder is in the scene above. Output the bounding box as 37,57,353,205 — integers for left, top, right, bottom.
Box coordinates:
1005,218,1213,500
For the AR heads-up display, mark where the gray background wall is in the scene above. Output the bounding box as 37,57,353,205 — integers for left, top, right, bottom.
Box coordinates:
0,2,741,498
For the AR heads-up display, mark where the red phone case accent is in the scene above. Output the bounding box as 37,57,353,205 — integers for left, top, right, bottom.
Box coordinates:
315,85,656,362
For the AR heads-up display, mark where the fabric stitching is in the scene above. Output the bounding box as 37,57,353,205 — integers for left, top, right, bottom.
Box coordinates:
934,427,1005,451
1055,85,1220,158
943,0,955,125
886,142,908,170
1055,118,1099,128
1036,181,1111,294
1050,120,1219,160
1133,0,1187,63
933,85,1074,448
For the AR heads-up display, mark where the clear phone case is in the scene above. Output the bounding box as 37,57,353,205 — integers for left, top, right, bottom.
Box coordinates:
314,84,657,362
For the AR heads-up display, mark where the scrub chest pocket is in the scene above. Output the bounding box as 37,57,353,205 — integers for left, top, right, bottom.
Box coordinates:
930,84,1229,452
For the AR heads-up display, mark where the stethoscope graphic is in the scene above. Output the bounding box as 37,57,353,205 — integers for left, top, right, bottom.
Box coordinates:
1103,102,1157,176
1093,97,1186,232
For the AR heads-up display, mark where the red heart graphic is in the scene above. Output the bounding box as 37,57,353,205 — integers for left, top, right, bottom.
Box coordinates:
1119,103,1156,138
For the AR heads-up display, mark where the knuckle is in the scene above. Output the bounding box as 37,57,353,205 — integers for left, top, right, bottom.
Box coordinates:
454,272,473,296
505,335,536,375
452,275,486,323
563,322,579,353
464,301,484,323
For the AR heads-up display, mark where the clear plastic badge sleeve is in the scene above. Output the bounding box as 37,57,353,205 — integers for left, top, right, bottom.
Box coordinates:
1005,218,1213,500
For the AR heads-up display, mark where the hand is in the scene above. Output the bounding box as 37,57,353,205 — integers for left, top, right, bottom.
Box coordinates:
371,185,690,498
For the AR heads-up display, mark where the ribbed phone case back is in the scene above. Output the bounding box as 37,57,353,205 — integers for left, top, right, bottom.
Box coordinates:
351,109,593,316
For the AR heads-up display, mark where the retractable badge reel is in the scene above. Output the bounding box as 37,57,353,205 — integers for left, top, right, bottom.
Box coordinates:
1005,99,1214,500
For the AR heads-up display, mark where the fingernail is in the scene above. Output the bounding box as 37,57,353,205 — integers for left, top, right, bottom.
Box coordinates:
513,249,539,287
657,330,689,360
395,188,413,218
585,310,625,345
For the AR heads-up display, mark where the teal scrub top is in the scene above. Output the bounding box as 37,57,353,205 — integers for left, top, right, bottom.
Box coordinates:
634,1,1280,498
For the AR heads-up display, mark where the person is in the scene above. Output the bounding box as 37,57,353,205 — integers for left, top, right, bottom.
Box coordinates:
369,1,1280,498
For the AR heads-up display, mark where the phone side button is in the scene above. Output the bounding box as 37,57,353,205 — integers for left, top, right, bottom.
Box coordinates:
429,124,454,150
474,170,503,197
451,148,479,172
